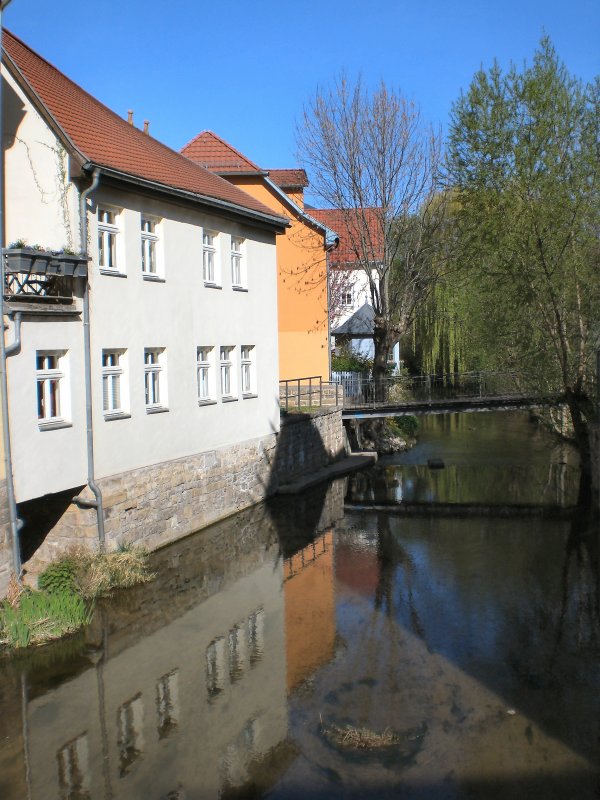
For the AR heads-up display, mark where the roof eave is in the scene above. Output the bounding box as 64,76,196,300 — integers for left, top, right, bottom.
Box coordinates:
84,164,290,233
263,177,338,244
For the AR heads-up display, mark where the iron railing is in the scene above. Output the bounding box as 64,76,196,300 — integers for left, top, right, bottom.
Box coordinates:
279,376,345,412
339,371,561,409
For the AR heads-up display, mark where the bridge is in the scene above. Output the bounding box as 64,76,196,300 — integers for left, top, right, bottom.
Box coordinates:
279,372,564,418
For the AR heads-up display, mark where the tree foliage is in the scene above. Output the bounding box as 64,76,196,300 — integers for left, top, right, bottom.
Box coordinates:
446,37,600,470
298,75,447,380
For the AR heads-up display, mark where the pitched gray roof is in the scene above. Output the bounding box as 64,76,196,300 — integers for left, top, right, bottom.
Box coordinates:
332,303,375,337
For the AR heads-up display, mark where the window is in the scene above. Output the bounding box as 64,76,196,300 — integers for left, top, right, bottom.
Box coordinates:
342,291,353,307
206,636,226,698
102,350,127,417
203,231,219,284
117,695,144,778
98,208,119,271
144,348,167,411
37,351,68,427
240,345,255,396
230,236,245,287
141,217,159,276
197,346,214,403
57,733,90,800
220,346,235,399
156,670,179,739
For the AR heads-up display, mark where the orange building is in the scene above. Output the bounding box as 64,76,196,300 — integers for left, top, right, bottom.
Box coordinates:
283,530,336,691
182,132,337,381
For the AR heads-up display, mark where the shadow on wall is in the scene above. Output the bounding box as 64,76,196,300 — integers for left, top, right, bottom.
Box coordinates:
265,407,346,497
17,486,85,563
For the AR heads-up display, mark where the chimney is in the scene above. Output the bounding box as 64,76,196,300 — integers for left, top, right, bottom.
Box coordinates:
127,110,134,125
143,120,150,135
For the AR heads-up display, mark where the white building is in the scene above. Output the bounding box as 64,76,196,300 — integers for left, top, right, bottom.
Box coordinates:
0,29,289,579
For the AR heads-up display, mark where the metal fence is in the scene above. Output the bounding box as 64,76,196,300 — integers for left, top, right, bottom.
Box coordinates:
340,371,558,409
279,376,345,412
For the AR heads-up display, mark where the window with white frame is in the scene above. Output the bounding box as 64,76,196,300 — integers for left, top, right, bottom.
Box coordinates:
231,236,245,288
240,345,255,396
144,348,167,410
36,351,68,426
196,346,214,403
219,346,235,399
102,350,127,417
141,217,159,276
97,208,119,271
203,231,219,285
342,291,353,307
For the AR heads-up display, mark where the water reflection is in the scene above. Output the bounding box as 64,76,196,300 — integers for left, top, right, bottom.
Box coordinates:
347,411,581,508
1,413,599,799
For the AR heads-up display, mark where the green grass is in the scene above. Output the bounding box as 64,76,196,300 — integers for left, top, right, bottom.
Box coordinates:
1,546,154,651
0,588,93,649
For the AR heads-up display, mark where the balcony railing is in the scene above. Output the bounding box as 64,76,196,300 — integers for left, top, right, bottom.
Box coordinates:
3,248,89,304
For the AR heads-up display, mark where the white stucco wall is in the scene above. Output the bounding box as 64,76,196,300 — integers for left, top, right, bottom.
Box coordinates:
3,70,79,250
3,65,281,502
88,186,280,479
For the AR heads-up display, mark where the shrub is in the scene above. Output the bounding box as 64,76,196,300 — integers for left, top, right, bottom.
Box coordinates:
387,415,419,438
38,557,78,595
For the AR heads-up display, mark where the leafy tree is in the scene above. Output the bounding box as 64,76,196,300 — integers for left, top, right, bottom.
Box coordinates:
447,37,600,479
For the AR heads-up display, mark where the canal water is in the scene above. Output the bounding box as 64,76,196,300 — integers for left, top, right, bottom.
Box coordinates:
1,411,599,799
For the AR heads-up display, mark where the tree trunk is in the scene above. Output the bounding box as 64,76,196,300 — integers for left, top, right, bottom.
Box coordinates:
566,390,592,507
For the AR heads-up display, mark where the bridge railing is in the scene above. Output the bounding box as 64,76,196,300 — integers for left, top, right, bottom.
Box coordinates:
340,371,547,409
280,376,345,412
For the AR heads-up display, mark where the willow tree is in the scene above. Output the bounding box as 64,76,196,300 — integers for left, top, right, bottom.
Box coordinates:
297,76,446,387
447,38,600,479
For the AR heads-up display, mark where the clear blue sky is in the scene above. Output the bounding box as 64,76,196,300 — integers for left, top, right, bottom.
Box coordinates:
5,0,599,185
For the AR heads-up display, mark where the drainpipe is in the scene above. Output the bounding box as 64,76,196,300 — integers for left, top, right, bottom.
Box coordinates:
0,0,23,583
79,167,105,548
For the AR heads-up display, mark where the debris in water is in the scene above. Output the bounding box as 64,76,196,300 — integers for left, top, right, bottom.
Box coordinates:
506,708,517,715
321,721,400,750
427,458,445,469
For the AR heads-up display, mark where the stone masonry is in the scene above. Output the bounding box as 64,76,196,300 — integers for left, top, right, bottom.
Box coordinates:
0,479,12,598
20,408,346,578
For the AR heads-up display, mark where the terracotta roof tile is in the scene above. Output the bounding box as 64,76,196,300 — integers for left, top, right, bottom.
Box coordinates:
311,208,384,266
3,31,283,224
181,130,263,174
267,169,309,189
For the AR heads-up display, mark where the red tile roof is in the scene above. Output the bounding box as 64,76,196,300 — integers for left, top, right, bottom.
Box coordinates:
3,31,284,225
267,169,309,189
181,130,263,174
311,208,384,266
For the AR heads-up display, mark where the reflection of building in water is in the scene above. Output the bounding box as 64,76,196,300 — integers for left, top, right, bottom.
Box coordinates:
284,530,336,691
22,541,287,799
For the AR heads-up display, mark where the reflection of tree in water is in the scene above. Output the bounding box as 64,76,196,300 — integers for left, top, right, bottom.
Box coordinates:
553,507,600,658
374,512,426,643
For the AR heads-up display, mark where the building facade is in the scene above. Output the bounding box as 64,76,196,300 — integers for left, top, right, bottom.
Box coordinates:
0,30,289,588
182,133,337,382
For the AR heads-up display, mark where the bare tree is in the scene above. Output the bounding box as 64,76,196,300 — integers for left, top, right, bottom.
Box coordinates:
297,75,446,385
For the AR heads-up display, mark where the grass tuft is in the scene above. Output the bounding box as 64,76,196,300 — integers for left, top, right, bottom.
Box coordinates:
0,545,154,651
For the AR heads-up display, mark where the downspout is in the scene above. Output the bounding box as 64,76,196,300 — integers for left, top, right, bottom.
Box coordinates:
0,0,23,583
325,237,339,383
79,167,105,548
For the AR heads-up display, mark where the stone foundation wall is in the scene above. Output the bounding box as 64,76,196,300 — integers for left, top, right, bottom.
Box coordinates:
0,479,12,598
21,408,346,577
